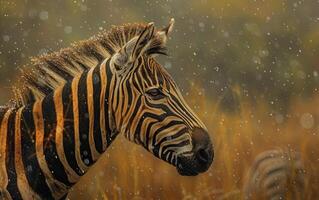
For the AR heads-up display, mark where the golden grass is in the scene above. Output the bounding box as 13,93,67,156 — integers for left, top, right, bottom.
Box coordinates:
69,85,319,199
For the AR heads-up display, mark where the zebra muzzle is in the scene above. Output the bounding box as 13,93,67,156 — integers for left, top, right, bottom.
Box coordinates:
176,127,213,176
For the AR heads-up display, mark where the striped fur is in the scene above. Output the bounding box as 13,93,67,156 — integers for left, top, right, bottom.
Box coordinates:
243,149,307,200
0,19,212,199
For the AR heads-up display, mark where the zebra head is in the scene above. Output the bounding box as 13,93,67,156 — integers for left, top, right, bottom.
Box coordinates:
109,19,213,176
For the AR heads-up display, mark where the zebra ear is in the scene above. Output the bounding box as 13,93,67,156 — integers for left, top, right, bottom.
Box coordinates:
112,22,155,69
145,18,175,57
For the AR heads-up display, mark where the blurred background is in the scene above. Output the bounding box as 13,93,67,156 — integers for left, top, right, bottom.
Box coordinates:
1,0,319,199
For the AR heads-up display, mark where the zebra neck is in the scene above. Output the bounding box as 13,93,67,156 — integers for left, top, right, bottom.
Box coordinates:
39,57,119,176
44,58,118,196
8,59,119,199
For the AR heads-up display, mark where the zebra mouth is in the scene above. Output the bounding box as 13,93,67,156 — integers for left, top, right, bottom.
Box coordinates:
176,161,199,176
176,155,209,176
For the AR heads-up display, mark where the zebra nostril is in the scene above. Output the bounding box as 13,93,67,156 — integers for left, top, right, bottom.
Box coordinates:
197,148,210,164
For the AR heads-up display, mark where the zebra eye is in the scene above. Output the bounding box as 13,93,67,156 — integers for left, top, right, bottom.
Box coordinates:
146,88,165,100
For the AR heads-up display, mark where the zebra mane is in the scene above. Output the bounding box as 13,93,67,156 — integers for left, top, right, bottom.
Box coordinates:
12,22,168,107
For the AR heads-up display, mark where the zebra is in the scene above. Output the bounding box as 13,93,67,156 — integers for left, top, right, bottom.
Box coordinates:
243,148,307,200
0,19,214,199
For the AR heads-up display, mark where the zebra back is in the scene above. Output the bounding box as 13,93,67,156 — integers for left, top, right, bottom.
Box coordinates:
243,148,307,200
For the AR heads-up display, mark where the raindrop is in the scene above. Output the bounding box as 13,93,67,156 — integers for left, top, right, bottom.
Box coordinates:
259,49,269,57
300,113,314,129
84,159,90,165
252,56,261,64
275,113,284,124
39,11,49,21
64,26,73,34
164,61,172,69
93,74,100,84
84,113,89,119
27,165,33,172
198,22,205,28
2,35,10,42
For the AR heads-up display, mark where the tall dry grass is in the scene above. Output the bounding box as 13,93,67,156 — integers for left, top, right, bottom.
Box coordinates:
69,85,319,199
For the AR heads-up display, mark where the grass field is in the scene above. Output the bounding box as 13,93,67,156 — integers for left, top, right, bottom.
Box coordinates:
67,85,319,199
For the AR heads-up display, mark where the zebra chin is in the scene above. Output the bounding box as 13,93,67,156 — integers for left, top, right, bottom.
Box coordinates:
176,127,214,176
